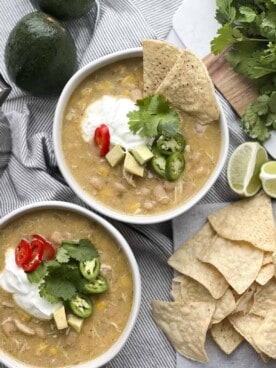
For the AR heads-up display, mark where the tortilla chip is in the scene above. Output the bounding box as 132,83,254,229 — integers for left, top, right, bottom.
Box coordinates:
256,263,274,285
272,251,276,275
212,289,236,324
228,313,264,353
170,275,214,303
156,49,219,123
199,235,263,294
142,40,181,96
262,252,273,266
253,310,276,358
250,279,276,317
208,192,276,252
211,319,244,354
151,301,215,363
234,283,257,315
168,223,228,299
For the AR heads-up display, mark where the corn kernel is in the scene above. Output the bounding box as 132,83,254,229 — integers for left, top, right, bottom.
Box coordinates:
121,75,135,85
99,188,112,198
102,80,112,91
49,347,58,356
96,301,106,311
129,203,140,212
35,342,48,355
98,165,110,177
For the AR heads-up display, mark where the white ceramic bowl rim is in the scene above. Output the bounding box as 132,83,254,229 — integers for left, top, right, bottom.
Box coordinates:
53,47,229,225
0,201,141,368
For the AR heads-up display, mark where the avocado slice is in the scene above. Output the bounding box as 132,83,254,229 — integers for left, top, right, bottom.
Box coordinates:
105,145,125,167
124,152,144,177
5,12,77,96
30,0,95,20
131,145,154,165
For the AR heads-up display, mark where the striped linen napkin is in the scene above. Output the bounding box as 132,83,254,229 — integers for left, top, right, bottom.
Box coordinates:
0,0,181,367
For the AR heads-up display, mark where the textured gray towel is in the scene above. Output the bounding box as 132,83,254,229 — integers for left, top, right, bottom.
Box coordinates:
0,1,181,367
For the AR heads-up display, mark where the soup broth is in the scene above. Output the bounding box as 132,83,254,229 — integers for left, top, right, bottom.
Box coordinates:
62,58,221,216
0,210,133,367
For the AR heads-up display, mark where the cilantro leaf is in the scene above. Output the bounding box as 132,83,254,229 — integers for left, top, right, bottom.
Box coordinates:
39,284,60,304
56,247,70,263
241,94,275,142
27,263,48,284
260,11,276,40
128,95,180,138
211,24,244,54
61,239,98,262
39,276,76,302
215,0,236,24
238,6,257,23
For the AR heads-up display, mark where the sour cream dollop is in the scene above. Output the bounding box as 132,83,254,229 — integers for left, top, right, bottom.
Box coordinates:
81,95,148,150
0,249,61,320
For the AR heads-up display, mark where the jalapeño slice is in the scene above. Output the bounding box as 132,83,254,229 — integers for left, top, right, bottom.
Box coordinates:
79,275,109,295
79,258,101,281
69,294,93,318
165,152,185,182
156,133,186,156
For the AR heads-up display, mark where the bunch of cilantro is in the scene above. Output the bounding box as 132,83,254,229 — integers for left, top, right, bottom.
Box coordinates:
211,0,276,142
27,239,99,303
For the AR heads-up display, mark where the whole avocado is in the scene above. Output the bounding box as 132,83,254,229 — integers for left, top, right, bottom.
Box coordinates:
30,0,95,20
5,12,77,96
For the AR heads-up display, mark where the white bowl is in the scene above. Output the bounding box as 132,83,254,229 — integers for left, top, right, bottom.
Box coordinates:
0,201,141,368
53,47,229,224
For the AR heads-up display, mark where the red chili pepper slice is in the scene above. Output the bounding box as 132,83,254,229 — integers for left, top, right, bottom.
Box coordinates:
94,124,110,157
23,239,44,272
32,234,56,260
15,239,31,267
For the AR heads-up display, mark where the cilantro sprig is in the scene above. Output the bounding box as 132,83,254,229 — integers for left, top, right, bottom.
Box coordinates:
211,0,276,142
27,239,99,303
127,95,180,138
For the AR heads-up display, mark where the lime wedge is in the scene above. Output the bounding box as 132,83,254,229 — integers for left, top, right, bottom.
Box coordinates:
260,161,276,199
227,142,268,197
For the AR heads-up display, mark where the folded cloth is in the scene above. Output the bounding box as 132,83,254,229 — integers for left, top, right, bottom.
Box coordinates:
0,0,181,367
173,95,276,367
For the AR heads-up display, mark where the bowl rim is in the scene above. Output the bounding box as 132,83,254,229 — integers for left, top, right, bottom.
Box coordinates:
53,47,229,224
0,201,141,368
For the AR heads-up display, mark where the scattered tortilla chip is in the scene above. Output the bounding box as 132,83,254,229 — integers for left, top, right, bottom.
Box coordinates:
151,301,215,363
212,289,236,325
142,40,181,96
228,313,264,353
168,223,228,299
208,192,276,252
256,263,274,285
253,310,276,358
211,319,244,355
272,251,276,275
262,252,273,266
199,235,263,294
170,276,182,301
170,275,214,303
156,49,219,123
250,279,276,317
260,352,271,363
234,283,257,315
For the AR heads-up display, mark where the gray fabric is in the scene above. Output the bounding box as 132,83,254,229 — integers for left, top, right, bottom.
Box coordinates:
173,95,276,367
0,0,181,367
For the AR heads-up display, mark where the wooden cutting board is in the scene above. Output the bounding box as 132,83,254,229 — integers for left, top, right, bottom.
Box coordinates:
203,51,258,117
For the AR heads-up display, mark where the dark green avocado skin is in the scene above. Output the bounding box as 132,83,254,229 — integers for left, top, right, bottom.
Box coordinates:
31,0,95,20
5,12,77,96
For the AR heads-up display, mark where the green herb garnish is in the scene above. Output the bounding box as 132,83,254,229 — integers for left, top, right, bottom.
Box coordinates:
27,239,100,304
211,0,276,142
127,95,180,138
